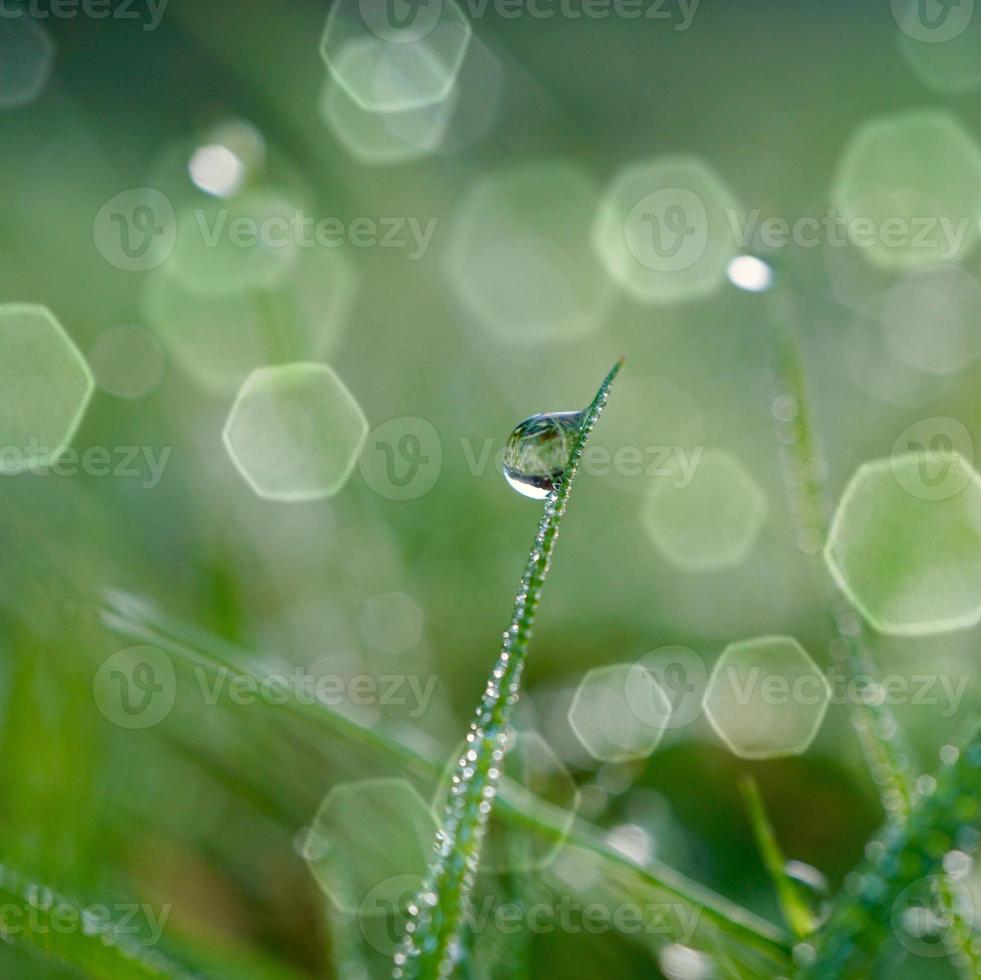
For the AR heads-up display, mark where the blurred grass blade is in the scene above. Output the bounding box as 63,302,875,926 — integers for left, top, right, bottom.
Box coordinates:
100,589,792,969
764,281,915,818
738,776,816,939
802,720,981,977
0,862,196,979
393,361,622,979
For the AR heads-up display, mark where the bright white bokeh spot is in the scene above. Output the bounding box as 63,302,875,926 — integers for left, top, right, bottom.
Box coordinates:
303,777,436,914
0,17,53,109
832,110,981,269
593,155,742,304
703,635,830,759
878,266,981,375
568,663,671,763
360,591,423,656
0,304,94,473
825,453,981,635
640,449,768,571
446,162,613,344
223,363,369,502
727,254,775,293
87,325,165,400
188,118,265,198
189,145,245,199
432,731,579,872
320,0,471,113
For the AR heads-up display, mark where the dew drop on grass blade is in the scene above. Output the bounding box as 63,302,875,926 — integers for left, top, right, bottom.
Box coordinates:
393,359,623,979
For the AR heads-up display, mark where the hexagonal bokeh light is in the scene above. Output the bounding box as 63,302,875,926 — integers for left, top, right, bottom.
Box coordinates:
445,162,613,344
0,305,94,474
703,635,830,759
302,777,436,914
223,363,369,502
825,453,981,635
568,663,671,763
640,448,768,571
832,110,981,270
593,155,742,304
320,0,471,113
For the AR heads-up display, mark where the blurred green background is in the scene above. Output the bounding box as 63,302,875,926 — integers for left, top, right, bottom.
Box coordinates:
1,0,981,977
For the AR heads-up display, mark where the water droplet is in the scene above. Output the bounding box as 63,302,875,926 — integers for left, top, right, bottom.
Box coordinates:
502,410,583,499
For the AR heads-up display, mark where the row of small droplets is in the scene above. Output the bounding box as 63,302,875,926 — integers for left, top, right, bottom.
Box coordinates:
766,286,914,818
798,726,981,975
393,370,616,979
1,865,195,978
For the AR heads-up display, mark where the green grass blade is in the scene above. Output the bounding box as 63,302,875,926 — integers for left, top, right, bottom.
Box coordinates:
764,283,915,818
100,583,793,970
392,361,622,978
800,721,981,977
738,776,816,939
0,862,197,979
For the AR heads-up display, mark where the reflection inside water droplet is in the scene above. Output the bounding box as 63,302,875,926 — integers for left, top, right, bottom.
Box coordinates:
502,410,584,499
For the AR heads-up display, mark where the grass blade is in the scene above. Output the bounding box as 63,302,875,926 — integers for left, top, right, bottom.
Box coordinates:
392,361,622,978
99,585,793,971
764,282,915,817
800,721,981,977
0,862,197,979
738,776,816,939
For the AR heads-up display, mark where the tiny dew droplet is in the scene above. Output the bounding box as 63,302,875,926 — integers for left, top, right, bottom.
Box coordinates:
503,410,585,499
